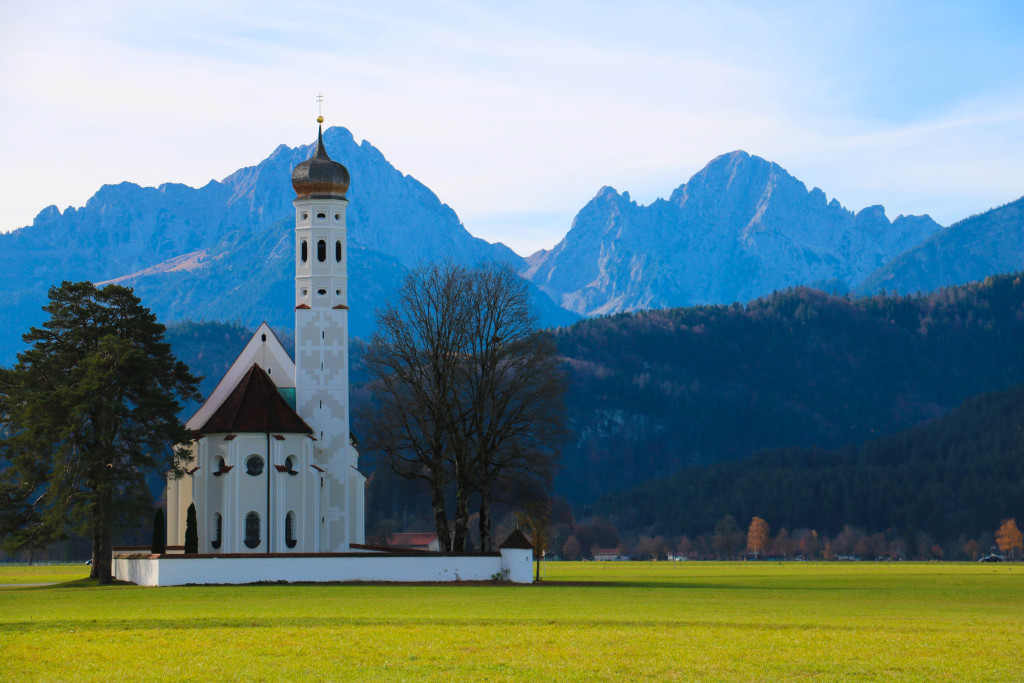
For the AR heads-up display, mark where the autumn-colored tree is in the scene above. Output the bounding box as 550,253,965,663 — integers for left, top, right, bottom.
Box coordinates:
870,533,889,559
833,525,863,557
515,497,550,580
995,518,1023,559
773,528,794,559
561,535,581,561
798,529,820,559
963,539,981,561
746,517,771,558
635,535,669,560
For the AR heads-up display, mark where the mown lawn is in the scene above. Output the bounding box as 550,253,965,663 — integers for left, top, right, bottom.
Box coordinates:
0,564,91,585
0,561,1020,681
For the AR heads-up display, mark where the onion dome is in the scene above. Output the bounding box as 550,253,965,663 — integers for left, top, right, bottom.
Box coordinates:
291,119,350,200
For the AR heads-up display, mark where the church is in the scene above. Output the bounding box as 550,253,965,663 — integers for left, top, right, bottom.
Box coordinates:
116,117,533,585
166,116,365,553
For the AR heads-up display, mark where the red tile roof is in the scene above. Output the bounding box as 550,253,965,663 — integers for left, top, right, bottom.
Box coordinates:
388,533,439,547
198,364,312,435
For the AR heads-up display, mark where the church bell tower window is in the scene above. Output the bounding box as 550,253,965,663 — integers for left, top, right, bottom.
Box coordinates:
317,240,327,262
301,240,308,263
335,240,342,262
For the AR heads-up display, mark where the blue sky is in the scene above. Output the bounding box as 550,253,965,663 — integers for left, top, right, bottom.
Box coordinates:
1,1,1022,255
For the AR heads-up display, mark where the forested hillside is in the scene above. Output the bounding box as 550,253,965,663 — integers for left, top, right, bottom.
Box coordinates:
160,274,1024,538
590,382,1024,544
553,272,1024,501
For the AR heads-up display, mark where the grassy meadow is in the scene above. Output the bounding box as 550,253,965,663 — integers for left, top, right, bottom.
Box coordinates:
0,561,1020,681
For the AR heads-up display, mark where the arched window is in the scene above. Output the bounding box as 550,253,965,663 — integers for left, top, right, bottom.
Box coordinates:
244,512,261,549
211,512,222,550
301,240,308,263
335,240,342,262
285,455,298,475
246,455,264,476
317,239,327,262
212,456,225,477
285,511,297,549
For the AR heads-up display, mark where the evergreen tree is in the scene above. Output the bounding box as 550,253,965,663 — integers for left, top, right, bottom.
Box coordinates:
0,281,200,583
185,503,198,554
151,508,166,555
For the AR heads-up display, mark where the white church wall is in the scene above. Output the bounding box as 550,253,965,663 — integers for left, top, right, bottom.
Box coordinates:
500,548,534,584
113,551,534,586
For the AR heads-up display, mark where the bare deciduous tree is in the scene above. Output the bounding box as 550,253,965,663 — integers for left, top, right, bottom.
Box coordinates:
359,262,565,552
455,265,565,551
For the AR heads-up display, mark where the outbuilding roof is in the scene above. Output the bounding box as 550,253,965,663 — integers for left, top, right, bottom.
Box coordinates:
198,363,313,435
499,529,534,550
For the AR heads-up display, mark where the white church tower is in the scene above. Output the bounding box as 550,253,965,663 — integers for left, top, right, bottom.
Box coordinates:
166,117,364,554
290,117,362,550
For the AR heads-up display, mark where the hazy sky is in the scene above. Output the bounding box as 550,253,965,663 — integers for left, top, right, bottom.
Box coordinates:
1,1,1022,255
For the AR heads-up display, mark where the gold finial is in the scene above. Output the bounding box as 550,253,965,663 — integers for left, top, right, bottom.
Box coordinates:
316,92,324,124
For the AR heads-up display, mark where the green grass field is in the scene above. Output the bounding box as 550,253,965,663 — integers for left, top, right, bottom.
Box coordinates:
1,561,1020,681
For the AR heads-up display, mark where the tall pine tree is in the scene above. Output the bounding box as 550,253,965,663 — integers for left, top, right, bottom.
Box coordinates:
0,281,200,583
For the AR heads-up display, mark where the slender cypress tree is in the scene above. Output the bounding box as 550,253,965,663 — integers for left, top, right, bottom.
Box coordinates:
184,503,198,554
151,508,166,554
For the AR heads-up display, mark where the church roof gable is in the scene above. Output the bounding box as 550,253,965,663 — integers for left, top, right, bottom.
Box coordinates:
186,322,295,431
198,363,312,434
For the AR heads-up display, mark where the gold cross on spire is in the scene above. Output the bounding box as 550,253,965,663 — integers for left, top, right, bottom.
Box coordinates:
316,93,324,123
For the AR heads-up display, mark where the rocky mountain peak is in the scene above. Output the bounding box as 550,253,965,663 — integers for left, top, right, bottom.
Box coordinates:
524,152,944,315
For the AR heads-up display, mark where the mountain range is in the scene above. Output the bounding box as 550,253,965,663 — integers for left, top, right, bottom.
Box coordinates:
526,151,945,315
0,128,570,364
1,127,1022,366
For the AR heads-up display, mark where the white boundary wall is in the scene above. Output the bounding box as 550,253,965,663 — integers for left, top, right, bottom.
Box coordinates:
113,548,533,586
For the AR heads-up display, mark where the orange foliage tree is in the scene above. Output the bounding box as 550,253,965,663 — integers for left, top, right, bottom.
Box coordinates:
746,517,771,558
995,519,1023,559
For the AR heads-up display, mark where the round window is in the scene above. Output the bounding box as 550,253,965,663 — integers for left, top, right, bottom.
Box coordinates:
246,455,264,476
